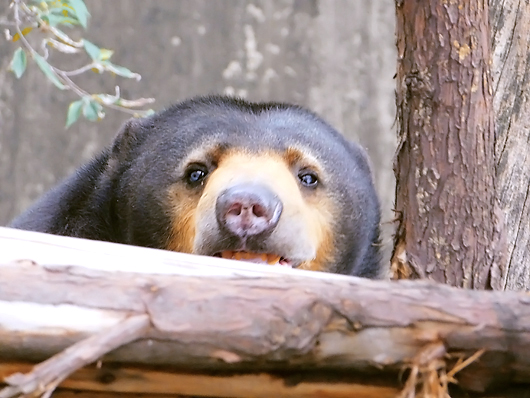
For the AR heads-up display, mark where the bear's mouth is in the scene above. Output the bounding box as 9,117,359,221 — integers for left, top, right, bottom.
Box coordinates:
215,250,294,267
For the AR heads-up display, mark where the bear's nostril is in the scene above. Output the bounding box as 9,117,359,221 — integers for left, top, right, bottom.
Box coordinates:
252,203,266,218
227,202,243,217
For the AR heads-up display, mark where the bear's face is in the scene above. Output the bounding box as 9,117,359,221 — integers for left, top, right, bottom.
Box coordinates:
111,97,380,276
167,146,335,271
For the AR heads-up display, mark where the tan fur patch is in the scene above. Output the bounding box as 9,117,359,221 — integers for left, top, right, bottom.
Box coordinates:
283,147,336,271
166,184,197,254
296,195,336,272
283,147,321,172
166,143,228,253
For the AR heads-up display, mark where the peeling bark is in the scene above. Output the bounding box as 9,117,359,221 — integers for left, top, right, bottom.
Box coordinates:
392,0,505,288
490,0,530,291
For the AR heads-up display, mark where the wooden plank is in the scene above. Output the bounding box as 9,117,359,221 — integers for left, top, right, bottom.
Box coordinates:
0,363,398,398
2,227,530,394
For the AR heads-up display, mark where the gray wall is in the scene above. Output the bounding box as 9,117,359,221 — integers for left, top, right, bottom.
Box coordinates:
0,1,396,251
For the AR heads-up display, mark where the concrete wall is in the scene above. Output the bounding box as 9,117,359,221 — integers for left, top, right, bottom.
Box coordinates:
0,1,396,251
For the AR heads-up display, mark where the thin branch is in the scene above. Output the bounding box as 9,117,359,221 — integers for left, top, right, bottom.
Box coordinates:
62,62,100,76
8,0,155,121
12,1,39,59
0,314,150,398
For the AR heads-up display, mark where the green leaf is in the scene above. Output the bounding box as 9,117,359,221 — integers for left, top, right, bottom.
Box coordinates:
66,0,90,28
83,40,101,61
10,48,27,79
82,98,103,121
99,48,114,61
33,0,58,5
65,100,83,128
33,53,65,89
102,62,141,81
44,13,77,27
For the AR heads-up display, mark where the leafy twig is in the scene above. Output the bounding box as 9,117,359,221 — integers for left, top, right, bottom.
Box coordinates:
5,0,155,127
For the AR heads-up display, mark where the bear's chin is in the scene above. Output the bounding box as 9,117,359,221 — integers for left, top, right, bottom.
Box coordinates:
216,250,294,267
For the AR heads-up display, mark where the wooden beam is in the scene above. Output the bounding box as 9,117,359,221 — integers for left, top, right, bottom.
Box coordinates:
1,227,530,395
0,363,398,398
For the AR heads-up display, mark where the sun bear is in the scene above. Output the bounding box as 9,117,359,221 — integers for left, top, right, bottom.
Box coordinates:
10,96,382,277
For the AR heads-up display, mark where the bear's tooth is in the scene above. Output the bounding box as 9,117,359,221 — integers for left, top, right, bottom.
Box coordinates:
267,254,281,265
221,251,233,259
260,253,268,262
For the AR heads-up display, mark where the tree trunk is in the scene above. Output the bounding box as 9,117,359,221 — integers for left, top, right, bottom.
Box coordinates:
490,0,530,291
1,227,530,396
392,0,505,288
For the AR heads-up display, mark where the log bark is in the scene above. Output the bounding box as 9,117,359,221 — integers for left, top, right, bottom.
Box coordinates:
392,0,505,288
490,0,530,291
1,227,530,396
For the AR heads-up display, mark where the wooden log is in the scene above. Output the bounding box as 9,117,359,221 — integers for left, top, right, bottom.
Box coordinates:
0,363,399,398
1,227,530,396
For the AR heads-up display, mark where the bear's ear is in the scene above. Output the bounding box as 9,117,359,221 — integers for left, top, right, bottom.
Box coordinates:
109,118,147,164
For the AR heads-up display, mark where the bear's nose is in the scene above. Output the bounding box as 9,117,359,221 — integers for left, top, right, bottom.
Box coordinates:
216,184,283,238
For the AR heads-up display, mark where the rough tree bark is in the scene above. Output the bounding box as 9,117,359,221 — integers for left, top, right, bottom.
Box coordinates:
392,0,505,288
490,0,530,291
1,227,530,397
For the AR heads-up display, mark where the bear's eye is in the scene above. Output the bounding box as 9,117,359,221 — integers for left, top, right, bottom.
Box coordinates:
185,164,208,186
298,170,319,188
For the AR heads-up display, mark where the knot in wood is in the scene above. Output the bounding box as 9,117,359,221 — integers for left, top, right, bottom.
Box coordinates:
404,70,433,101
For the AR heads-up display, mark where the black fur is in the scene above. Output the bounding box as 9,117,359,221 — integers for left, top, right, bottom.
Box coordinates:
10,96,381,277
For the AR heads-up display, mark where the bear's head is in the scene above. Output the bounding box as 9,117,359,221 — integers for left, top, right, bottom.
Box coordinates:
109,96,381,276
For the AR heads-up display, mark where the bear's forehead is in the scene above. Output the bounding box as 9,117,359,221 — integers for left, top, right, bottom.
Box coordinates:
144,101,360,175
159,113,342,156
172,129,339,171
157,103,333,141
